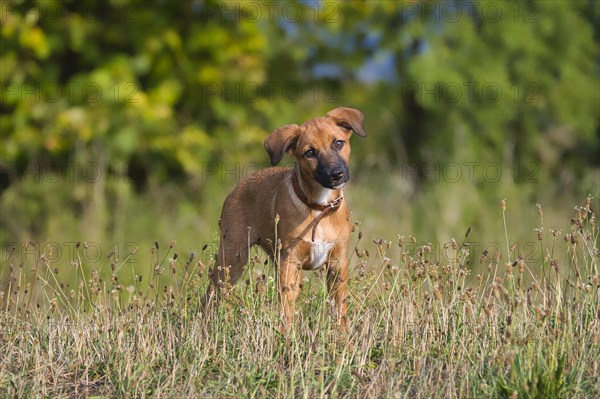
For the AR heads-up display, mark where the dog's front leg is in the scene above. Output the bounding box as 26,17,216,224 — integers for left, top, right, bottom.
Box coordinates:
278,254,302,332
327,252,349,332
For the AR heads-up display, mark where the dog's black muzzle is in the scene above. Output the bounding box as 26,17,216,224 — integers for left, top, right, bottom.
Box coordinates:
315,158,350,189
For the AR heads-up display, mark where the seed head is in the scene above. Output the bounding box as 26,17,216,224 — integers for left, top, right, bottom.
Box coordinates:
584,195,592,217
355,261,366,278
479,249,489,264
500,198,507,211
354,247,363,258
493,252,501,263
551,260,559,274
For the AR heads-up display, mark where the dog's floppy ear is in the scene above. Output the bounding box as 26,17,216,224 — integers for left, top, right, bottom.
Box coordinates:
264,124,301,165
326,107,367,137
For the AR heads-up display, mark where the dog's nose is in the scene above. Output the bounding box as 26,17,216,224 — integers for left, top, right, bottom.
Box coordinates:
330,170,344,181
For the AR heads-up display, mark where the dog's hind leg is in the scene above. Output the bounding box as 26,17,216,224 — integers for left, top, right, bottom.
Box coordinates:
204,221,255,307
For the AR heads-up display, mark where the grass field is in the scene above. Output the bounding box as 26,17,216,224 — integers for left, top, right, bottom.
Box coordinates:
1,197,598,398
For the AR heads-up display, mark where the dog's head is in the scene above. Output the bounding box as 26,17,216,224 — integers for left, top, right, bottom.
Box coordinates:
264,107,367,189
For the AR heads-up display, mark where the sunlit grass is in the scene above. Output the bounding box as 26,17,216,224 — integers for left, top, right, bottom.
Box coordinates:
1,197,598,398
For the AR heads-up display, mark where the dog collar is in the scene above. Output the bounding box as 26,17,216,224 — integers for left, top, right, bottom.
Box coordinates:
291,171,343,242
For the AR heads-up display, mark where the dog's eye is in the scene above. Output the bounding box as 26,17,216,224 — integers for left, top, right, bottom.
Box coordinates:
334,140,345,150
304,149,316,158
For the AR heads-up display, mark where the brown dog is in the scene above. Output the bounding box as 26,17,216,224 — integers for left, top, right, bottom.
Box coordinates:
207,107,366,330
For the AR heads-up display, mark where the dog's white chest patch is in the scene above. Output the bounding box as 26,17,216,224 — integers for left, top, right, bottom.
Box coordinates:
309,239,334,270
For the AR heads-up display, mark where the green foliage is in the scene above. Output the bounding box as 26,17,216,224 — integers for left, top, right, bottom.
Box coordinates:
495,351,572,399
1,1,598,246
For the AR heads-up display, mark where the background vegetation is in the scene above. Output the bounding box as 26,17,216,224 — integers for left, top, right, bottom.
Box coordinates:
2,0,598,251
0,0,599,397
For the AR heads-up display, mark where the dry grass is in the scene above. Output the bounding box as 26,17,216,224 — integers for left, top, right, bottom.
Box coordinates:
1,197,599,398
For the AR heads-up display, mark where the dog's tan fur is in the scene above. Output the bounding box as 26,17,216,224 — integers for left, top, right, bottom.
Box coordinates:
208,107,366,330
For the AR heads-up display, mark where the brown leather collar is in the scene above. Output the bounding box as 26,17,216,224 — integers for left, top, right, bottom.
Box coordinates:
291,171,343,242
